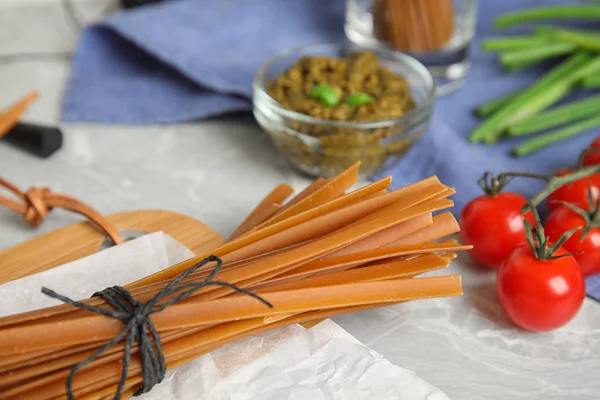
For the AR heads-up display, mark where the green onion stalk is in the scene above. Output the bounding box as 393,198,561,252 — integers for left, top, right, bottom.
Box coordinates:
499,42,576,68
495,5,600,29
507,94,600,136
473,88,523,118
481,36,552,52
534,25,600,39
513,114,600,157
469,52,595,144
554,29,600,52
582,74,600,88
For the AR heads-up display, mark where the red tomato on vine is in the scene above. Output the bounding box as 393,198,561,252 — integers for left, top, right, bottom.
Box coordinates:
545,201,600,277
580,137,600,167
461,193,534,269
497,215,585,332
546,169,600,212
460,173,534,269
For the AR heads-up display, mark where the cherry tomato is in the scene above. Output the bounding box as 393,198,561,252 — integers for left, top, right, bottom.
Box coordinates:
460,192,534,269
545,206,600,277
580,136,600,166
546,169,600,212
497,244,585,331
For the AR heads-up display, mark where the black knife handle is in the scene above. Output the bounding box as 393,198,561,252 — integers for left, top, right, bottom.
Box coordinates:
2,122,63,158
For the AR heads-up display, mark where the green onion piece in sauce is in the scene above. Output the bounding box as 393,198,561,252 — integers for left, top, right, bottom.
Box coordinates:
308,84,339,106
344,92,374,107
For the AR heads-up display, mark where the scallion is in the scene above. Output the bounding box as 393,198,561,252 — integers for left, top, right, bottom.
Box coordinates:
482,36,551,52
507,94,600,136
495,5,600,29
474,89,523,118
469,52,593,143
582,74,600,88
499,42,576,67
513,114,600,157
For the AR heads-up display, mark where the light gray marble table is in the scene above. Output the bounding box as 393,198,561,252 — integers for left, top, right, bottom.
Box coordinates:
1,5,599,398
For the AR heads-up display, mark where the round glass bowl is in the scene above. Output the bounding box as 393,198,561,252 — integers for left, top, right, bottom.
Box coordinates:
253,43,435,179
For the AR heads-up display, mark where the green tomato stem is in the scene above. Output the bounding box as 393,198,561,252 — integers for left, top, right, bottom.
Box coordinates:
523,206,548,261
523,204,580,262
553,198,598,240
515,164,600,212
478,165,600,212
477,171,551,197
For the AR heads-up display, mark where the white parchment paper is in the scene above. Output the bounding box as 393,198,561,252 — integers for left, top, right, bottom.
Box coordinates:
0,232,449,400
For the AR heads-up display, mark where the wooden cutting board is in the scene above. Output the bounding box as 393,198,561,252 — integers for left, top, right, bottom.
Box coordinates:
0,210,225,285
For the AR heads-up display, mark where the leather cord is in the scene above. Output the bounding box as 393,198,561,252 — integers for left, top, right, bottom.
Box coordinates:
0,177,123,245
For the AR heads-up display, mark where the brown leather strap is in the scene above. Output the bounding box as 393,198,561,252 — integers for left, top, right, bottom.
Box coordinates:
0,177,123,245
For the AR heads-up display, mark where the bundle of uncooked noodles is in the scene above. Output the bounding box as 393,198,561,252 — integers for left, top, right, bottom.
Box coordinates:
0,163,469,399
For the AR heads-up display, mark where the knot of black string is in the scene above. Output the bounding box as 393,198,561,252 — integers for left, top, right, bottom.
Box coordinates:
41,255,273,400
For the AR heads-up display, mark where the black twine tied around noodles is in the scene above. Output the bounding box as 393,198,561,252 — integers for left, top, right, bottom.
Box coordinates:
41,255,273,400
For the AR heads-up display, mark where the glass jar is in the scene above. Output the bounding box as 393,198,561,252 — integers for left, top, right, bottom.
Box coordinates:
345,0,478,96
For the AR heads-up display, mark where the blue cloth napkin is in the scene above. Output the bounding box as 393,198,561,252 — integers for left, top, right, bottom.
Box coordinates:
62,0,600,297
62,0,346,123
